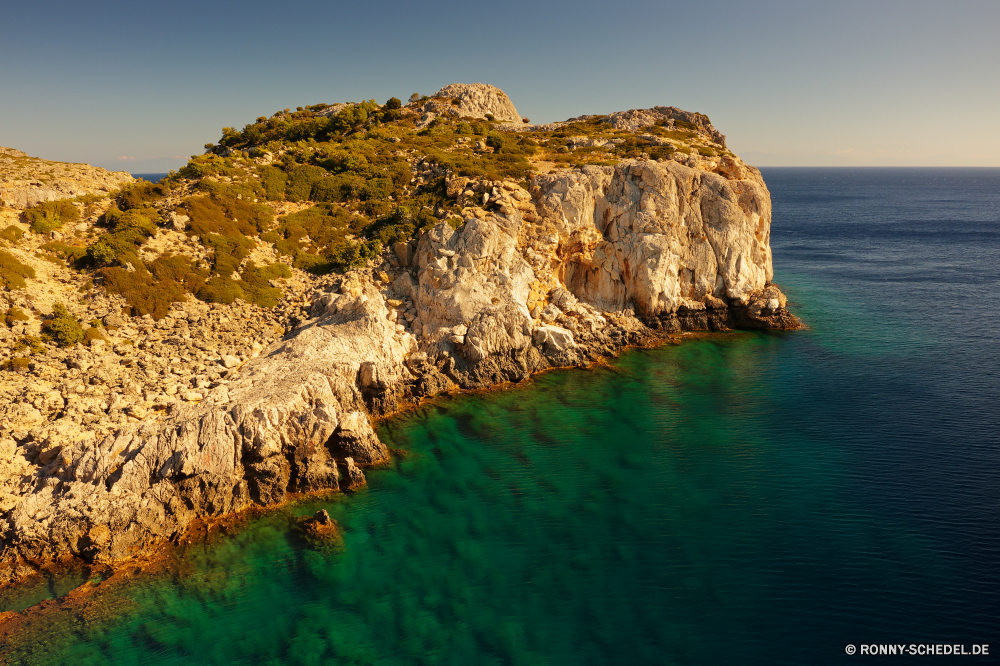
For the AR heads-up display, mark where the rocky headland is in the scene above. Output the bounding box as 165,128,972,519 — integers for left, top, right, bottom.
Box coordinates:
0,83,799,586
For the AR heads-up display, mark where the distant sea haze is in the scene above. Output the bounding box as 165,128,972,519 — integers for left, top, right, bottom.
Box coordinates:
7,167,997,664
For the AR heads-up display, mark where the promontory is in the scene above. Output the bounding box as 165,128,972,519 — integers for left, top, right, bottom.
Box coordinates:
0,83,798,584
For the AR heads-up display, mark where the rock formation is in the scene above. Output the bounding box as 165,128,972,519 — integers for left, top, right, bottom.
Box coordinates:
415,83,523,128
0,85,799,585
0,148,134,209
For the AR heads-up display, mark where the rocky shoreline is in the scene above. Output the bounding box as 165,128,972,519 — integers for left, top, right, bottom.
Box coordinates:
0,85,800,589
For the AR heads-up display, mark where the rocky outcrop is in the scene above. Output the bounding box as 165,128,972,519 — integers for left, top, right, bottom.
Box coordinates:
0,90,800,586
0,148,134,209
0,281,411,575
414,83,523,128
602,107,726,145
530,159,794,329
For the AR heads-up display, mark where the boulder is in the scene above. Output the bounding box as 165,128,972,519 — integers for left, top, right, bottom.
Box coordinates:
533,325,576,352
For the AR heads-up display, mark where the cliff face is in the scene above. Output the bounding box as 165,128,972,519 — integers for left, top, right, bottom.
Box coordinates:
535,161,769,312
0,86,799,584
0,148,134,209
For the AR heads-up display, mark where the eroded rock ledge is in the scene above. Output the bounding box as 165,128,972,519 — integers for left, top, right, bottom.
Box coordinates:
0,120,798,587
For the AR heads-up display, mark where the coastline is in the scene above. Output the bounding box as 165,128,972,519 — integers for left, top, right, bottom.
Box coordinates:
0,318,801,656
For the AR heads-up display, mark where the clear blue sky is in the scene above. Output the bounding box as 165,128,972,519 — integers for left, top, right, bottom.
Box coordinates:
2,0,997,172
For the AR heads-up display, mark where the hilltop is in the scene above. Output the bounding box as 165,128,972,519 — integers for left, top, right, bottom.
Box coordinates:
0,148,134,209
0,83,798,585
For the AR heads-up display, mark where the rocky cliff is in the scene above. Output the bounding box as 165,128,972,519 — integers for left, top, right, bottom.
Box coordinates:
0,85,798,585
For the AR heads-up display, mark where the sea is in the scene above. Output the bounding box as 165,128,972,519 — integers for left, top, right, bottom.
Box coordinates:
2,168,998,665
131,173,169,183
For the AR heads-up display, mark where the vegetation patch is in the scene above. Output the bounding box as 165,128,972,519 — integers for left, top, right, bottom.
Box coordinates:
117,181,170,210
0,225,24,244
4,307,30,327
87,208,159,267
264,204,364,267
0,250,36,289
41,303,85,347
24,200,79,234
83,325,109,346
40,241,88,267
100,253,207,320
260,166,287,201
179,193,272,238
197,261,290,307
101,268,188,320
2,357,30,372
13,336,46,355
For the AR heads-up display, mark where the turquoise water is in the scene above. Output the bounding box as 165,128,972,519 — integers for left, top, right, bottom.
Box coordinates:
5,169,999,664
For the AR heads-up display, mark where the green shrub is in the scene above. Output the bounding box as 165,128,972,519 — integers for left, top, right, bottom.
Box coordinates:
40,241,88,265
13,336,46,355
324,240,381,273
655,128,698,142
359,177,393,201
2,357,30,372
0,225,24,243
486,132,508,152
238,261,290,307
4,307,29,327
0,250,35,289
180,193,272,238
195,262,287,307
24,200,79,233
326,101,379,136
149,253,208,292
674,119,699,131
365,207,415,246
197,276,243,304
72,193,106,204
311,173,358,202
83,326,109,345
260,165,287,201
385,97,401,110
118,181,168,210
41,303,85,347
86,208,158,266
285,165,327,202
385,161,412,189
178,154,243,180
101,267,187,319
202,233,255,278
193,178,264,202
266,205,368,274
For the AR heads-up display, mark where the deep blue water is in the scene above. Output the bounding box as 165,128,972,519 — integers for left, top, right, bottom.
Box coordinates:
4,168,998,665
131,172,169,183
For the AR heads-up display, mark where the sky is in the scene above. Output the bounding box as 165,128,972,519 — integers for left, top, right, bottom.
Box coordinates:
2,0,997,172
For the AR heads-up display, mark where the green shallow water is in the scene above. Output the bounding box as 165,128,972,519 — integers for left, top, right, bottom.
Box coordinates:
6,330,964,665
